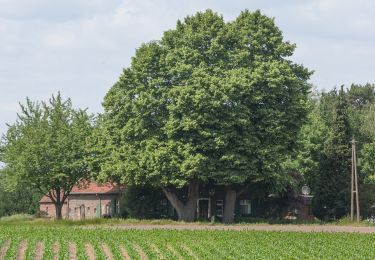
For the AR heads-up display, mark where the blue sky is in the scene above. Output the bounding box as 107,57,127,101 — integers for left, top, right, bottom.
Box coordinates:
1,0,375,137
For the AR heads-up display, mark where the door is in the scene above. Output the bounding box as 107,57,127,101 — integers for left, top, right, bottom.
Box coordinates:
80,205,85,220
95,204,100,218
197,199,210,220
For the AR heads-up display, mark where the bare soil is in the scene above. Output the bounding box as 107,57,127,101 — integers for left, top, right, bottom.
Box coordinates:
84,243,95,260
101,243,113,260
34,241,44,260
0,240,10,259
16,240,27,260
68,242,76,260
53,241,59,260
88,224,375,233
119,245,130,260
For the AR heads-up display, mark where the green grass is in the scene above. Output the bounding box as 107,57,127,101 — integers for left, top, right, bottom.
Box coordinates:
2,215,375,227
0,224,375,259
0,214,35,222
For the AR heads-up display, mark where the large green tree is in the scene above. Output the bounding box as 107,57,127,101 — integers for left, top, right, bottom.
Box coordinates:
92,10,311,222
0,93,93,219
312,87,352,220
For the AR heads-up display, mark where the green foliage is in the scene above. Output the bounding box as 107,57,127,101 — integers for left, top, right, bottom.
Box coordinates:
120,186,170,219
92,9,311,194
0,93,93,217
360,103,375,140
0,171,42,217
286,83,375,220
358,184,375,217
347,83,375,109
361,143,375,183
313,87,352,220
284,93,328,190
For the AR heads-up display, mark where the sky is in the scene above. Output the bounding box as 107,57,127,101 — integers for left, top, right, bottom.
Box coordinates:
1,0,375,137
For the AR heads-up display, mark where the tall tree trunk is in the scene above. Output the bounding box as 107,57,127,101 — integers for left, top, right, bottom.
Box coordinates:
48,188,70,220
223,186,237,224
223,185,249,224
162,180,200,222
55,202,63,219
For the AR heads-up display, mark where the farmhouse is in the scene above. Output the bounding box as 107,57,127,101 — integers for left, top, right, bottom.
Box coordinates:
39,181,125,220
194,184,314,221
39,181,313,221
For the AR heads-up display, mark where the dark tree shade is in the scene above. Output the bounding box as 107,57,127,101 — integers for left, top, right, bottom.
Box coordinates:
313,86,352,220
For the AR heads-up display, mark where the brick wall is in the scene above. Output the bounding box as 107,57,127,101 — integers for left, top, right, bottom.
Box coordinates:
39,194,121,219
39,203,68,218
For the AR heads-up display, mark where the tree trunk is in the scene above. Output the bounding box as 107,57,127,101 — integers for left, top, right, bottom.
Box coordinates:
223,186,237,224
55,202,63,220
162,180,200,222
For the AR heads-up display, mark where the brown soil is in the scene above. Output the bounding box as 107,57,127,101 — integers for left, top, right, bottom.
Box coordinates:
132,243,148,260
34,241,44,260
101,243,113,260
53,241,59,260
16,240,27,260
85,243,95,260
0,240,10,259
68,242,77,260
119,245,131,260
94,224,375,233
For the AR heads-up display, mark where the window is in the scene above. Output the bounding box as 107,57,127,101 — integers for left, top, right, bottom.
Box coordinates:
239,200,251,215
46,206,49,213
87,207,90,212
216,200,224,217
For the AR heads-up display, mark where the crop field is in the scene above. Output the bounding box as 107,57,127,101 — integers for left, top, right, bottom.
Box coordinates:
0,226,375,259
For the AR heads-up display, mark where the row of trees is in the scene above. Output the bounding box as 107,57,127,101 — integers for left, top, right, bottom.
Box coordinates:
286,84,375,220
1,10,374,222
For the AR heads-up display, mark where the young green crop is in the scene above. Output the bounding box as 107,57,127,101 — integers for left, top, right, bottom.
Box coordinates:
0,226,375,259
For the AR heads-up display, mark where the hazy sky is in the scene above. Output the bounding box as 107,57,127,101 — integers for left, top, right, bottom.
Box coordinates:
1,0,375,137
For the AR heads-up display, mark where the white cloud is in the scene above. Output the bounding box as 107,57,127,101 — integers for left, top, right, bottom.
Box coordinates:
0,0,374,136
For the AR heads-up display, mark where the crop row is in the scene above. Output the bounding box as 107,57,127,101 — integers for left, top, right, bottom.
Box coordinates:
0,226,375,259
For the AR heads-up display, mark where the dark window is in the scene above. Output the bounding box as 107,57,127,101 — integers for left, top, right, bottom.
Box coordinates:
239,200,251,215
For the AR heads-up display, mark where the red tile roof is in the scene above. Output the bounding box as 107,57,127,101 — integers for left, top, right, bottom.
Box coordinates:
39,195,62,203
70,181,125,194
39,181,125,203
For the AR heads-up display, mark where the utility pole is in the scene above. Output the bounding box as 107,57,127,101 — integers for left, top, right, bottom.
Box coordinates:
351,137,360,222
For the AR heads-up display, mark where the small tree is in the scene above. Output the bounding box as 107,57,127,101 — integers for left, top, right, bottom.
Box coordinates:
0,93,92,219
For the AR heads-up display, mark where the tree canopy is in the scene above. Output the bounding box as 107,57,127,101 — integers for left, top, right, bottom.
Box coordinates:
0,93,93,219
90,9,311,222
